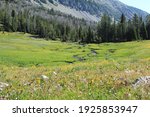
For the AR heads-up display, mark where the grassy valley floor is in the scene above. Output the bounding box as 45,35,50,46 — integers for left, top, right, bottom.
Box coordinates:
0,32,150,99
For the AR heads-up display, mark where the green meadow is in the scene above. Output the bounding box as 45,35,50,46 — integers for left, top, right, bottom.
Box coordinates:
0,32,150,100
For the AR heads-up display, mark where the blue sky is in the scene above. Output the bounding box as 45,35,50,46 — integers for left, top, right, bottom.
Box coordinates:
119,0,150,13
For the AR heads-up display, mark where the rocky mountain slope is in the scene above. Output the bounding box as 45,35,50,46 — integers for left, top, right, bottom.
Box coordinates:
0,0,149,22
26,0,149,21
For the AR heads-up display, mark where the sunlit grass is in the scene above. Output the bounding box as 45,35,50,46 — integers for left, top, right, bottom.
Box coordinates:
0,32,150,100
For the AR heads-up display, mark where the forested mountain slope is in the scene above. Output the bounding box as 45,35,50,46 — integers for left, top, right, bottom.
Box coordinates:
0,0,150,43
0,0,149,21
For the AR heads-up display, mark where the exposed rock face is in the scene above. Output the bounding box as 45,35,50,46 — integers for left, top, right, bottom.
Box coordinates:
55,0,148,20
132,76,150,88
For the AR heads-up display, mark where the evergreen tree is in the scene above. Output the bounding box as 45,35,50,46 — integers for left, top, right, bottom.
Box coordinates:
78,26,83,42
3,11,11,31
126,20,134,41
140,22,148,39
96,22,102,42
99,14,111,42
18,11,26,33
132,14,140,40
146,15,150,39
110,20,117,42
11,10,17,31
86,26,93,43
119,13,126,41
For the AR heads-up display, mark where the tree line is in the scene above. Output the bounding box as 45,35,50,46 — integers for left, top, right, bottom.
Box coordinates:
0,7,93,43
97,13,150,42
0,8,150,43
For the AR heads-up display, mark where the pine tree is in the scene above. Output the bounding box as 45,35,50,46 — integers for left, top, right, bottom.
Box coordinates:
0,10,4,32
3,11,11,31
78,26,83,42
98,14,111,42
132,14,140,40
11,10,16,31
146,15,150,39
119,14,126,41
18,12,26,33
110,20,117,42
140,22,148,39
126,20,134,41
86,26,93,43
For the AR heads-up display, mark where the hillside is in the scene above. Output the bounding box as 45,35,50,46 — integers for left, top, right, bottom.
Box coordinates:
1,0,150,44
28,0,149,21
0,0,149,21
0,32,150,99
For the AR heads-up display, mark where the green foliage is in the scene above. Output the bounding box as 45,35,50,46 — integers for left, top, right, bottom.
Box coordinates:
146,15,150,39
97,14,150,42
0,6,91,43
0,32,150,100
97,14,112,42
0,6,150,44
119,14,127,40
0,32,150,67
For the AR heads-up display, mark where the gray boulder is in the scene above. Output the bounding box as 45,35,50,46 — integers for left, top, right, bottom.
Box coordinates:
132,76,150,88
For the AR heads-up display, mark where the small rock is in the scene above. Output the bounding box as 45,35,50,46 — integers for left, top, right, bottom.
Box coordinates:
91,49,98,55
132,76,150,88
55,84,63,91
0,82,9,87
40,75,49,80
0,82,9,91
125,70,134,74
53,72,57,75
72,55,86,61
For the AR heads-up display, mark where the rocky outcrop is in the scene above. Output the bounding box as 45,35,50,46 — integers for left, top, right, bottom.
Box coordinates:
132,76,150,88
